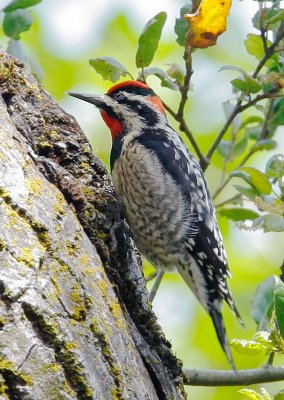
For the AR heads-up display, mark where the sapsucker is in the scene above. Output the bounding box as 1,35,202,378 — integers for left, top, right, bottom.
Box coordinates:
68,80,243,367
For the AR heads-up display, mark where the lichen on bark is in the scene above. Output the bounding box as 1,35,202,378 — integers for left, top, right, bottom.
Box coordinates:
0,49,185,399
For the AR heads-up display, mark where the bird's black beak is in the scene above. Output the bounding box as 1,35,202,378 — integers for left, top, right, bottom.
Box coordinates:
67,91,107,109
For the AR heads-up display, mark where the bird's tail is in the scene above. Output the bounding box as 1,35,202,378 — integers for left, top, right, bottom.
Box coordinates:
177,264,244,367
225,294,245,329
209,304,235,369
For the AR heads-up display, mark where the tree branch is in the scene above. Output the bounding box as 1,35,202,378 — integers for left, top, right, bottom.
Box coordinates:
184,366,284,386
215,193,242,208
179,115,205,163
172,47,207,166
177,47,194,120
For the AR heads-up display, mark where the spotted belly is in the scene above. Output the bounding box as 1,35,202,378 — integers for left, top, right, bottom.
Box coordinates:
111,142,197,271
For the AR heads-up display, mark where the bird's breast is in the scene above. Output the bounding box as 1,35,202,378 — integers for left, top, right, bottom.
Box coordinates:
111,141,196,269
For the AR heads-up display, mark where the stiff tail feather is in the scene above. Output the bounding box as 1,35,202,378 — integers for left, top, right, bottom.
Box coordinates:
225,294,245,329
177,263,244,368
209,305,236,369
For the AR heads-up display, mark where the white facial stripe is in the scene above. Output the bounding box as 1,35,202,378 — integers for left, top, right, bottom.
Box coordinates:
121,92,167,119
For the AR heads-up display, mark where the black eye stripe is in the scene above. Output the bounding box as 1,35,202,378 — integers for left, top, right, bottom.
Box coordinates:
113,92,126,101
128,100,159,124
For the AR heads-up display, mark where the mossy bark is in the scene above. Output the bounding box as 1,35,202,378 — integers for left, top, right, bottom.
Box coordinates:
0,50,185,399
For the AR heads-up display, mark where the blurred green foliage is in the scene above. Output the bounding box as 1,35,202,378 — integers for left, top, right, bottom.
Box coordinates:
1,1,284,399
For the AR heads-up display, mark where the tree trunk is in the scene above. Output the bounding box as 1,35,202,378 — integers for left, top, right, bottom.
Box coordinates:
0,50,185,400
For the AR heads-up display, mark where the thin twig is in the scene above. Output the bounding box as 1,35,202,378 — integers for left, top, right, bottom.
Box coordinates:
260,29,268,53
259,98,275,140
179,115,205,162
163,46,205,162
162,102,177,119
176,47,207,165
266,352,275,366
162,101,204,160
177,47,194,119
184,366,284,386
215,193,242,208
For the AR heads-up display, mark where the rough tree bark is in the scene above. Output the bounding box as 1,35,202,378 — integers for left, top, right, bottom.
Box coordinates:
0,50,185,400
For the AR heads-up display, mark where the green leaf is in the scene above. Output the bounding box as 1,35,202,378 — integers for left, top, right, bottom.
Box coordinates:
232,135,248,159
231,78,248,92
275,389,284,400
265,9,284,25
245,124,263,140
275,285,284,338
136,11,167,68
3,9,32,39
89,57,128,83
231,171,251,186
166,63,185,87
231,77,261,94
3,0,41,12
270,98,284,127
138,67,178,90
244,34,265,60
234,185,260,200
244,33,278,68
252,214,284,232
239,389,267,400
231,339,263,356
241,116,263,128
252,8,284,31
262,82,275,93
219,208,260,222
251,139,277,153
253,331,276,350
265,154,284,179
219,65,248,75
221,65,261,94
259,388,273,400
240,167,272,195
174,4,192,47
251,275,280,329
218,140,230,158
246,77,262,94
252,9,264,31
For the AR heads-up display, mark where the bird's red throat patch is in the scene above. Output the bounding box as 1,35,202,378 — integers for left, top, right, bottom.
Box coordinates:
101,110,124,141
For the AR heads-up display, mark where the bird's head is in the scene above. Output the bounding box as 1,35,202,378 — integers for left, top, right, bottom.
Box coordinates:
68,80,167,141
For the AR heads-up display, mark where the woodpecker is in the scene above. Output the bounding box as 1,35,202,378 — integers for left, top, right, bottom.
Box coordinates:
68,80,243,367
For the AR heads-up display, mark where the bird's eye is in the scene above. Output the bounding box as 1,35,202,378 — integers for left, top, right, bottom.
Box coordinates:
114,92,126,101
